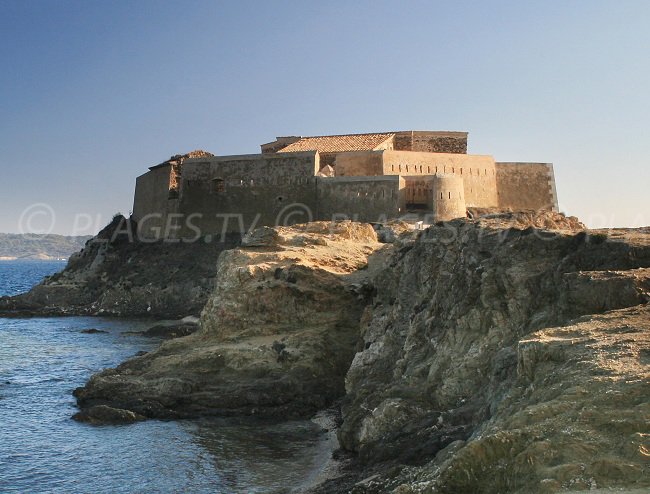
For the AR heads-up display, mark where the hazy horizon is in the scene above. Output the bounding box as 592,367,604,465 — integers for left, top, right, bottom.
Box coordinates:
2,0,648,235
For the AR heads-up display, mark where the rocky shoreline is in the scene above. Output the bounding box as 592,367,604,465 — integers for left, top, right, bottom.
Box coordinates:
0,216,241,319
2,212,649,493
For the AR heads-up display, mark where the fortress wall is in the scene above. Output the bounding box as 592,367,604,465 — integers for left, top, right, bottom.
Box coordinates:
496,162,558,211
381,151,498,207
316,176,405,223
393,131,467,154
169,152,320,236
334,151,384,176
133,164,176,238
403,176,434,206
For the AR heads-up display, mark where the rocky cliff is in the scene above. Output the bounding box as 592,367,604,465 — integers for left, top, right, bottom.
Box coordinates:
0,215,239,318
73,221,386,420
333,216,650,493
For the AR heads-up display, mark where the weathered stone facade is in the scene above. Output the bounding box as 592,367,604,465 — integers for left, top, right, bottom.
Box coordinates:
132,131,558,238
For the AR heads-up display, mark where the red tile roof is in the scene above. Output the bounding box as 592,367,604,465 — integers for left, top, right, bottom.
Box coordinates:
277,133,394,153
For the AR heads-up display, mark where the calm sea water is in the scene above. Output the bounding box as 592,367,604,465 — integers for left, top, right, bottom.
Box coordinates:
0,261,329,493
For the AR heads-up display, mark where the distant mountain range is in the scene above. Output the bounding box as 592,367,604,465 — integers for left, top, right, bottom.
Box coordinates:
0,233,93,260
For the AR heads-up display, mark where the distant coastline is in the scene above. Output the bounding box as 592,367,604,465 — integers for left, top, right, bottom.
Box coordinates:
0,256,69,261
0,233,91,261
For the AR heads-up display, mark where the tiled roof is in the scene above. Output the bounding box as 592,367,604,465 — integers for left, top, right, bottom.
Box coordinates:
277,133,394,153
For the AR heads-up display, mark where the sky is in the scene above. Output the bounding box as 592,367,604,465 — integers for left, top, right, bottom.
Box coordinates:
1,0,648,235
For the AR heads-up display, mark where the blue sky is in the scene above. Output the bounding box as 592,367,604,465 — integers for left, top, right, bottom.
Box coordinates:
1,0,648,234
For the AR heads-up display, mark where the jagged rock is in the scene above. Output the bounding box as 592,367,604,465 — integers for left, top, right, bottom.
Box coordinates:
0,215,240,318
137,322,199,339
71,405,145,425
336,212,650,493
72,221,384,420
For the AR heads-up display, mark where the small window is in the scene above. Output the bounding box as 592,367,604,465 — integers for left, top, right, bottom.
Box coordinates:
427,166,430,173
277,196,284,202
448,192,451,199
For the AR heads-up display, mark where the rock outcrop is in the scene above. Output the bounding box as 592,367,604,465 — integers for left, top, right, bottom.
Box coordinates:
72,221,386,420
334,215,650,493
63,211,649,493
0,215,239,318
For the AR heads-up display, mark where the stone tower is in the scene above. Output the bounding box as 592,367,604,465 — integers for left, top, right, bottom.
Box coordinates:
432,174,466,222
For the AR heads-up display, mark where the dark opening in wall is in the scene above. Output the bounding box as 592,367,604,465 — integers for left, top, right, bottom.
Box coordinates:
213,178,225,193
276,196,284,202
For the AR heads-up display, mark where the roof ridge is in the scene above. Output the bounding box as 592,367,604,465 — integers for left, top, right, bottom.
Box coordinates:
299,131,396,139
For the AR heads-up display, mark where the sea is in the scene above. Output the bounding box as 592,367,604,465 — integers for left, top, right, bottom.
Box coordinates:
0,260,330,493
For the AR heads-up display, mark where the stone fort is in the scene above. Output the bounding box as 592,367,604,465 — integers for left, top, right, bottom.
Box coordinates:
132,130,558,238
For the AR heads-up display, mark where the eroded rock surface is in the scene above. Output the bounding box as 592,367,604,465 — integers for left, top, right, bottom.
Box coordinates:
334,216,650,493
73,221,386,421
